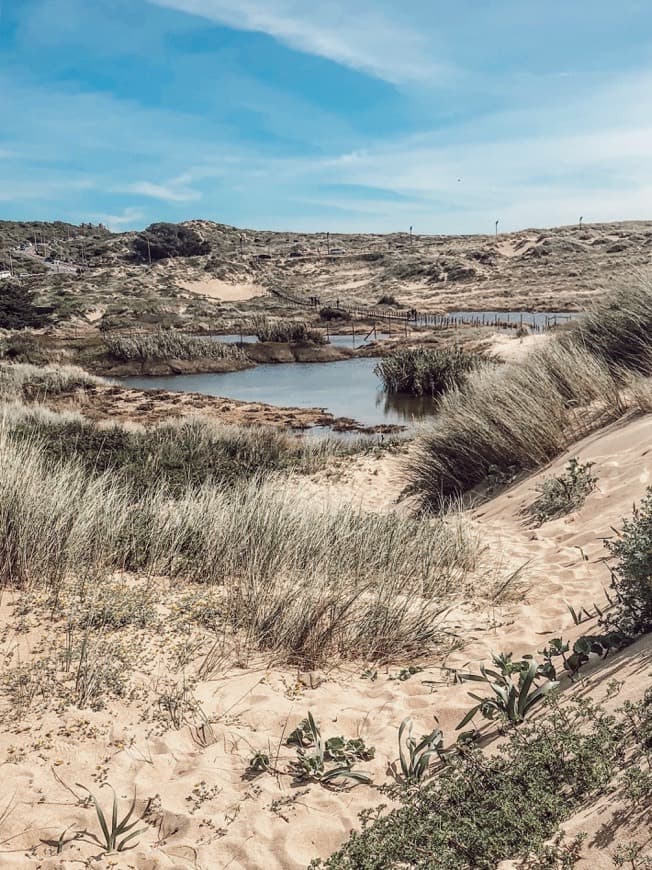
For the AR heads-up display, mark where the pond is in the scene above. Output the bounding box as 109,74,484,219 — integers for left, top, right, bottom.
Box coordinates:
122,357,435,429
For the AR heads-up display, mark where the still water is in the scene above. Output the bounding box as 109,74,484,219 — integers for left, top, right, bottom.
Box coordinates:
123,357,435,428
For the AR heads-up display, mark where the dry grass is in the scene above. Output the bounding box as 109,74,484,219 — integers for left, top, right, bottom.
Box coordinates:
0,361,106,400
405,279,652,510
404,342,625,510
0,429,481,664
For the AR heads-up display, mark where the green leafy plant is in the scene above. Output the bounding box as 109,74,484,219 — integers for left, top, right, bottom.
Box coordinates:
525,458,597,526
396,717,444,783
246,752,271,776
605,487,652,635
288,712,374,787
390,665,423,681
77,784,147,853
456,654,559,729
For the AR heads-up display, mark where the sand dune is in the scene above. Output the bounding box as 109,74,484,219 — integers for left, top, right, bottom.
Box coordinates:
1,413,650,868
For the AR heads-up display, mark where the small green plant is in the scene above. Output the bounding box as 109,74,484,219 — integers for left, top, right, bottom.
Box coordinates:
246,752,271,776
395,717,444,783
525,458,597,526
613,842,652,869
389,665,423,681
456,654,559,729
77,784,146,853
288,713,374,787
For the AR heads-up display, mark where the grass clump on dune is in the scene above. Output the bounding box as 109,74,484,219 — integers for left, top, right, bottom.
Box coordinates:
375,347,481,398
405,280,652,511
0,362,105,400
567,278,652,374
104,329,246,362
0,428,480,664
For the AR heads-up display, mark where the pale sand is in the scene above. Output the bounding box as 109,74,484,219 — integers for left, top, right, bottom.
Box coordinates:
181,278,267,302
487,330,550,361
1,413,650,868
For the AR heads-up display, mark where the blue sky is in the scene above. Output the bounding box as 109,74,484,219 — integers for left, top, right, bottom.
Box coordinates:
1,0,651,233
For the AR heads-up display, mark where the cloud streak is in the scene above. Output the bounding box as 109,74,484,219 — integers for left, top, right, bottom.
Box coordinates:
148,0,448,84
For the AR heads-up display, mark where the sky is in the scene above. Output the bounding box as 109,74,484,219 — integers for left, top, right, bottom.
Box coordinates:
0,0,651,233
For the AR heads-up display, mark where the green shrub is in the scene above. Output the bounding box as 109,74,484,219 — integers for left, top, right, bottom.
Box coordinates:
319,307,351,322
375,347,480,398
606,488,652,635
314,699,624,869
377,294,399,306
0,282,54,329
524,458,597,526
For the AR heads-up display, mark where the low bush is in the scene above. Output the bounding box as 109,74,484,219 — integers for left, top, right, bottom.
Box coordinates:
314,698,625,869
251,316,326,344
104,330,246,362
375,347,481,398
524,458,597,526
377,294,399,306
319,307,351,322
0,282,54,329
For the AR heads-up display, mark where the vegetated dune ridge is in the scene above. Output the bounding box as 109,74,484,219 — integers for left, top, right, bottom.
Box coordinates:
3,218,652,336
0,409,649,869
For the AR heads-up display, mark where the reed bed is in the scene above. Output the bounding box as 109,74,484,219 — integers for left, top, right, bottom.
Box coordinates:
0,430,481,663
375,347,481,397
251,315,326,344
104,330,246,362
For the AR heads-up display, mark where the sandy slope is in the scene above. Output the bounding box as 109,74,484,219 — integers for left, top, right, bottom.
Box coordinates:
181,278,267,302
1,414,650,868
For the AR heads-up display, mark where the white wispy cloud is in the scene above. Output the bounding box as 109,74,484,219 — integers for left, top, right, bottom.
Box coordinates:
87,206,146,230
147,0,448,84
121,177,202,203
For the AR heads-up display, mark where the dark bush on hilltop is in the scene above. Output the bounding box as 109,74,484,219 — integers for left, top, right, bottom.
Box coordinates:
132,222,210,262
375,347,481,398
0,282,54,329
